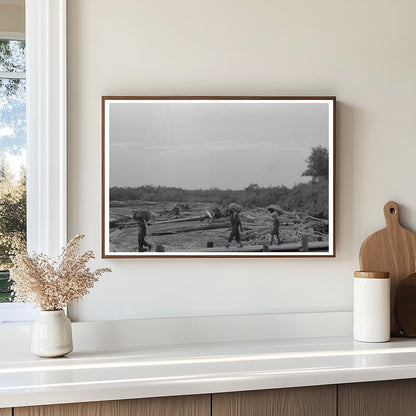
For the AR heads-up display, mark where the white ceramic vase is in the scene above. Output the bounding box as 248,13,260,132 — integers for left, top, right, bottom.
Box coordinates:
31,310,73,357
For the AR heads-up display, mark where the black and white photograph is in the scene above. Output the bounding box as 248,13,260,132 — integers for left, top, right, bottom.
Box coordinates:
102,97,335,257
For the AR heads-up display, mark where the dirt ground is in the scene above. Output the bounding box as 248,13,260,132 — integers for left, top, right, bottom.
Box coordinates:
110,201,229,252
109,201,328,253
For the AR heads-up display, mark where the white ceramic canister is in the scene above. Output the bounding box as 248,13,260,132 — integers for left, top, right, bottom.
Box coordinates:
353,271,390,343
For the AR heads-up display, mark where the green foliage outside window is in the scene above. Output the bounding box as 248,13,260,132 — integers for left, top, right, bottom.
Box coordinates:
0,39,27,302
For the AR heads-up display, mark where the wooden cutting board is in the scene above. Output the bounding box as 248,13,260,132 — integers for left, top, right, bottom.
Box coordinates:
359,201,416,335
395,272,416,337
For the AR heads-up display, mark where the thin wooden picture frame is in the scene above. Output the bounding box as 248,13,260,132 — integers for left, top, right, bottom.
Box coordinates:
102,96,336,258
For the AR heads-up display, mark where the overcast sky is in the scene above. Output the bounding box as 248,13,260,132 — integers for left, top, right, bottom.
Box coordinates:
108,100,330,190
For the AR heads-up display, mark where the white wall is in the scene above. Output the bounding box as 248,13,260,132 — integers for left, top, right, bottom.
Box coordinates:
67,0,416,322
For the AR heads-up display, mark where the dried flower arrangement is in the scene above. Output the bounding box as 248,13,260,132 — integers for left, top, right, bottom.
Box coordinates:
10,234,111,311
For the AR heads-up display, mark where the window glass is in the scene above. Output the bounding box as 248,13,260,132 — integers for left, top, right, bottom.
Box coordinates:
0,38,26,303
0,39,26,72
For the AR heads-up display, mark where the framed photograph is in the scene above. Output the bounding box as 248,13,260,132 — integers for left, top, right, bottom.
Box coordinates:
102,96,335,258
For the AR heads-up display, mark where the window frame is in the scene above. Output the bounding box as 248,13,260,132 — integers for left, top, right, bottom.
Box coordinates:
0,0,67,323
26,0,67,258
0,31,25,41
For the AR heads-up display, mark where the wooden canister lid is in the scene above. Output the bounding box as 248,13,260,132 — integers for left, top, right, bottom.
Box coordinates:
354,271,389,279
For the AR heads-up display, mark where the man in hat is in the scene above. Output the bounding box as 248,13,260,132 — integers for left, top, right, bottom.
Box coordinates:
268,208,282,245
133,211,152,252
225,210,244,248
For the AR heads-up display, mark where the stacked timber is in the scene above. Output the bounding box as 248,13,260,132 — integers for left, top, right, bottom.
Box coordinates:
109,203,329,247
149,217,229,236
202,241,329,253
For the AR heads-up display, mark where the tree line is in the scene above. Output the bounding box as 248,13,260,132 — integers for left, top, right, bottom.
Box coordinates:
110,180,328,219
110,146,329,218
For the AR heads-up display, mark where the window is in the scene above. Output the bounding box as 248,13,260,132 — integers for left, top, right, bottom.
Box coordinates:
0,0,67,324
0,35,26,306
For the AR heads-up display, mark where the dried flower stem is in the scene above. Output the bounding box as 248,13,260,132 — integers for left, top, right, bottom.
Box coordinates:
10,234,111,310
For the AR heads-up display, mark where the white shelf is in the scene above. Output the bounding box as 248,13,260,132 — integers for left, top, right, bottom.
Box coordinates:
2,336,416,408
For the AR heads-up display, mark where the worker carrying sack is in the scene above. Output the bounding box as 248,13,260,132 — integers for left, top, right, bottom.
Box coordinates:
266,204,286,214
228,203,243,213
133,209,152,221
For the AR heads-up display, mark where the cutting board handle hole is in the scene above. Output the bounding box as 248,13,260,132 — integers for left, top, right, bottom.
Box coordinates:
390,207,396,214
